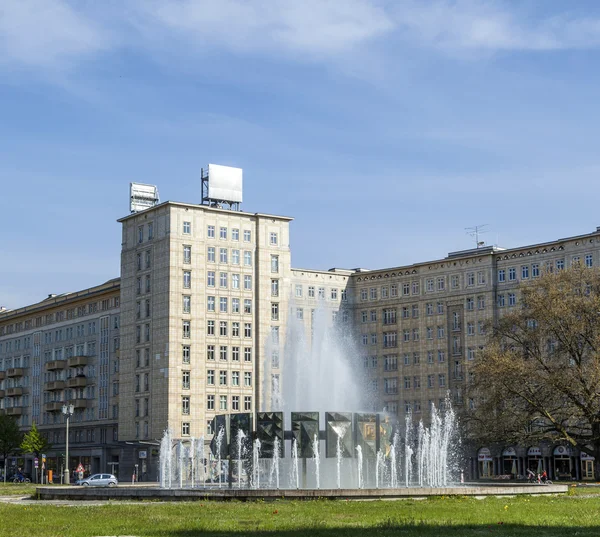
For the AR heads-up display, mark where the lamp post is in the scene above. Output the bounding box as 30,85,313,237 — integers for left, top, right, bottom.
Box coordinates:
62,403,74,484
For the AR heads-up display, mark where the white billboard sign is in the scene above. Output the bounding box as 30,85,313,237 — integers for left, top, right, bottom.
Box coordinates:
130,183,159,213
207,164,243,203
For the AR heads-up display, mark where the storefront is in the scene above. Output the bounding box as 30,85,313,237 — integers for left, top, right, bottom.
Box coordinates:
527,446,544,473
478,447,493,478
502,447,518,477
553,446,574,480
581,451,595,480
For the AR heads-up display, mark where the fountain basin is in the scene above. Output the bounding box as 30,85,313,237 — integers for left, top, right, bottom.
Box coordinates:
35,483,568,502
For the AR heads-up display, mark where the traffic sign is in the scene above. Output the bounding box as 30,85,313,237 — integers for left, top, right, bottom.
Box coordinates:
34,458,39,468
76,463,84,473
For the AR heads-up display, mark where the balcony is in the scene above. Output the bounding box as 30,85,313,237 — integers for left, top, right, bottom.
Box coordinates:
7,368,24,378
67,376,88,388
46,360,67,371
72,398,90,409
5,406,23,416
0,371,5,381
45,401,64,412
68,355,88,368
45,380,66,391
6,387,24,397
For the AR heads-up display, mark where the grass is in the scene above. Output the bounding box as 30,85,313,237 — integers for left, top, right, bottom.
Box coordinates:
1,490,600,537
0,483,37,497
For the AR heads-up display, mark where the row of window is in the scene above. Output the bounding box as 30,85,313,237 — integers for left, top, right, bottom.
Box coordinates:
0,298,119,338
185,321,253,338
363,323,485,347
365,347,482,368
206,345,253,362
498,256,593,283
206,225,253,242
206,394,252,412
206,370,252,386
359,272,488,301
294,285,345,301
205,297,253,314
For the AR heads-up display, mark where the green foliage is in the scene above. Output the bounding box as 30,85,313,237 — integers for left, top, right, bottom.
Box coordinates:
20,422,51,458
0,414,22,460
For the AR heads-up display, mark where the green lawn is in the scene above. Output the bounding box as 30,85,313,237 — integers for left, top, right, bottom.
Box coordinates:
1,490,600,537
0,482,37,497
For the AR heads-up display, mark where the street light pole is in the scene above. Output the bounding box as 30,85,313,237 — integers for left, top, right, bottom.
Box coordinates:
62,404,74,484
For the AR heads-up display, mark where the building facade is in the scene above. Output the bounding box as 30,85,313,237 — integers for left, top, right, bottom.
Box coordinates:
0,279,121,480
3,195,600,481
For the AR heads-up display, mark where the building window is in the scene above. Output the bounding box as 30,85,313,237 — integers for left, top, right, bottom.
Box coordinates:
232,396,240,411
477,271,486,285
244,371,252,386
182,422,190,436
183,271,191,289
183,246,191,264
219,370,227,386
244,299,252,314
295,284,303,297
331,288,338,300
319,287,326,299
370,288,377,300
586,254,593,267
438,350,445,363
437,326,444,339
220,346,228,361
232,298,240,313
244,275,252,290
508,267,516,281
271,279,279,296
207,320,215,336
183,321,190,338
183,345,190,364
508,293,517,306
232,249,240,265
451,275,459,289
220,395,228,411
182,396,190,415
437,277,445,291
220,226,227,240
556,259,565,271
207,296,215,312
439,374,446,387
244,347,252,362
271,303,279,321
207,345,215,360
532,263,540,277
467,273,475,286
522,265,529,279
219,321,228,336
244,323,252,338
243,230,251,242
383,332,397,348
138,226,144,244
207,271,215,287
244,251,252,266
244,396,252,411
220,248,228,264
182,371,190,389
271,255,279,273
232,228,239,241
183,295,191,314
183,221,191,234
207,395,214,410
370,310,377,322
477,296,485,310
497,294,505,307
466,297,474,311
270,232,278,245
207,225,215,238
220,272,228,288
207,247,215,262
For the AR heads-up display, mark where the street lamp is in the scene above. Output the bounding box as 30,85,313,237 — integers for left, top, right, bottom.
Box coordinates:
62,403,74,484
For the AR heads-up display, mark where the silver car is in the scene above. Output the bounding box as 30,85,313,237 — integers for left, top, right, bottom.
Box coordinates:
77,473,118,487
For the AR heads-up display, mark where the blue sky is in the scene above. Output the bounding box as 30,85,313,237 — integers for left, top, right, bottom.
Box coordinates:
2,0,600,309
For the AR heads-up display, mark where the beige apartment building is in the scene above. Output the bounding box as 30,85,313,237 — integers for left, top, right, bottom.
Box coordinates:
3,191,600,481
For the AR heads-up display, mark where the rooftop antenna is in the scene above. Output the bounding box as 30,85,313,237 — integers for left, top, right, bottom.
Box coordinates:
465,224,489,248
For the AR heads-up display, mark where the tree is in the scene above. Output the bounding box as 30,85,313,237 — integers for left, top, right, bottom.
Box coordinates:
20,422,51,483
0,414,22,483
467,264,600,479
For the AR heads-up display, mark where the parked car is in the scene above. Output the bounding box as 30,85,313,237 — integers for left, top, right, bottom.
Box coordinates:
76,473,118,487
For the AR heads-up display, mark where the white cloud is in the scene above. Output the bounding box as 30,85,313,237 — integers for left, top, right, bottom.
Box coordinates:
2,0,600,74
391,1,600,52
0,0,108,69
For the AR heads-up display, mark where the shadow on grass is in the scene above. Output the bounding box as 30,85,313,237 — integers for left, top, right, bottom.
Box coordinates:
154,525,600,537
